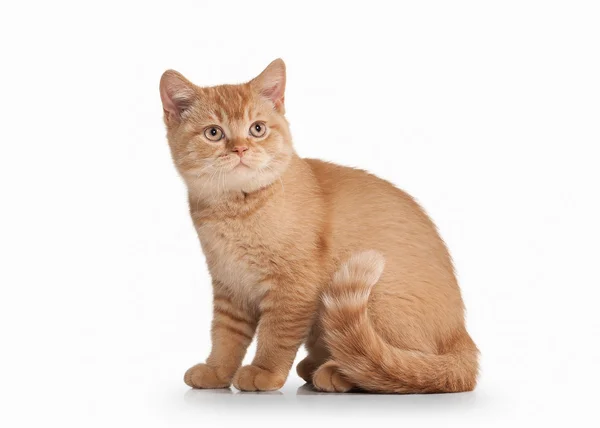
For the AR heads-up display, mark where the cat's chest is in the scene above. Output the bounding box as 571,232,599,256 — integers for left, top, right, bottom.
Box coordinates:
196,221,275,302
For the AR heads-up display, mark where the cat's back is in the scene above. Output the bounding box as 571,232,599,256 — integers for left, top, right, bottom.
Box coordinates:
304,157,454,276
304,158,429,226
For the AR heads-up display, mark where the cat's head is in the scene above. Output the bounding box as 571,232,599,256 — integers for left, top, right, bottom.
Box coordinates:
160,59,293,197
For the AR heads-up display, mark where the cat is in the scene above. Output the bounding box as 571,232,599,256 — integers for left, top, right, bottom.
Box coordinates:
159,59,479,393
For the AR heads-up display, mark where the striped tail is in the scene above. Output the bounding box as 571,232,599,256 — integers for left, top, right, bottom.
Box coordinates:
321,250,479,393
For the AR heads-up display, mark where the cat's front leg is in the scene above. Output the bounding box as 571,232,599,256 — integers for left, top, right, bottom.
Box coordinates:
232,281,318,391
184,287,257,389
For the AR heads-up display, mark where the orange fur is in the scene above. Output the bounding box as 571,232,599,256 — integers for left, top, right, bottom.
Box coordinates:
160,59,479,393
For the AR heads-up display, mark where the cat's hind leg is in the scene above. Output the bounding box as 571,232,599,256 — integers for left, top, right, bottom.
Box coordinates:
296,319,330,383
296,357,320,383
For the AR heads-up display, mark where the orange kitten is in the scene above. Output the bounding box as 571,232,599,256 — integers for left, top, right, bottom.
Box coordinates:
160,59,479,393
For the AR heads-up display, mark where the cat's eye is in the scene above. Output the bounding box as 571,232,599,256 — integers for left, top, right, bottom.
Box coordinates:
249,121,267,138
204,126,224,141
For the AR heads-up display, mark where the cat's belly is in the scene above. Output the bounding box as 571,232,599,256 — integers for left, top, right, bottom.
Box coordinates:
197,223,273,309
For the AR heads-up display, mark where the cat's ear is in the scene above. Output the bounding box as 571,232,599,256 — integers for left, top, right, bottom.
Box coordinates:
160,70,196,123
250,59,286,112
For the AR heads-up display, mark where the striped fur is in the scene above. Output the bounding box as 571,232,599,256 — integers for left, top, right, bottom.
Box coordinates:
322,251,479,393
162,59,479,393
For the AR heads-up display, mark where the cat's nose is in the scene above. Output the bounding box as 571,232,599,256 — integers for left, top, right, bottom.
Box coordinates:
232,146,249,157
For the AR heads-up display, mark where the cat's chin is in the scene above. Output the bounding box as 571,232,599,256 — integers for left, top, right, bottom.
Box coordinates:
227,167,283,194
183,165,284,199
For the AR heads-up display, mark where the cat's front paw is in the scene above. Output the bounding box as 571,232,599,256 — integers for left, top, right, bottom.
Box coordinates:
184,363,231,389
232,365,286,391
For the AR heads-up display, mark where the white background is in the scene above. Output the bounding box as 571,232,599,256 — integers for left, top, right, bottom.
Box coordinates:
1,1,599,427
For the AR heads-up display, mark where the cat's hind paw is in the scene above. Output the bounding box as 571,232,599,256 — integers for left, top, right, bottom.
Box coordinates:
312,361,353,393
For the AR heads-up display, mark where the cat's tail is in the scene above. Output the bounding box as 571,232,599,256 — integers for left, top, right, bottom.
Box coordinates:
321,250,479,393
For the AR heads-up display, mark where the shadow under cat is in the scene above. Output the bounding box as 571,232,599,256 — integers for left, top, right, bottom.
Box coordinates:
183,383,482,414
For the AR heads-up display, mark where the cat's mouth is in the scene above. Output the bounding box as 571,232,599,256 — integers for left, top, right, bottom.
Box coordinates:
233,161,250,170
213,154,272,175
227,157,256,172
